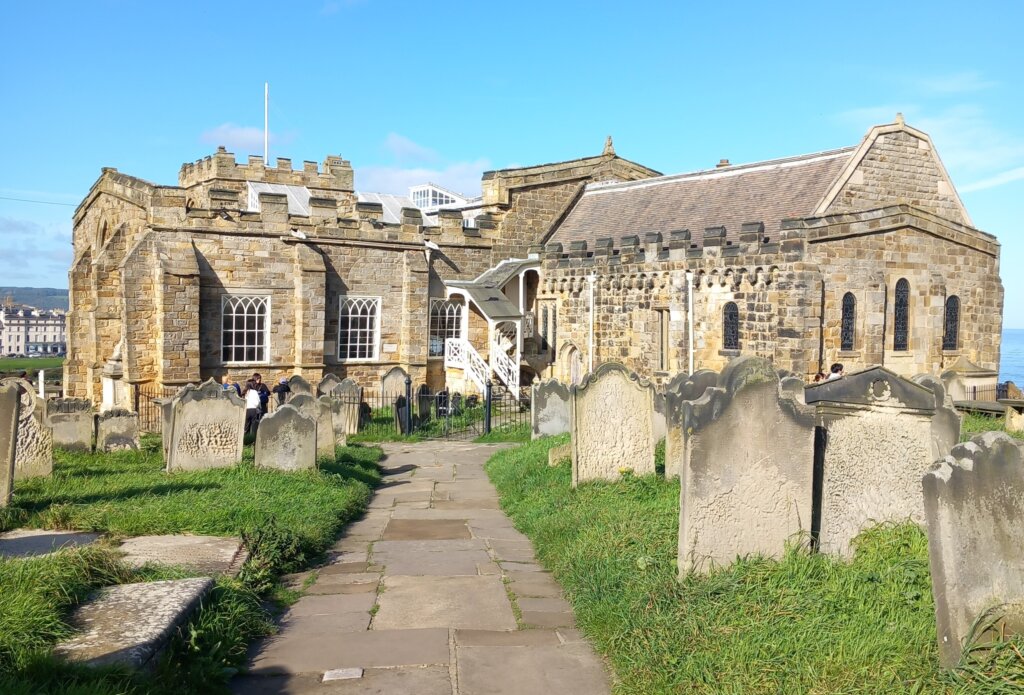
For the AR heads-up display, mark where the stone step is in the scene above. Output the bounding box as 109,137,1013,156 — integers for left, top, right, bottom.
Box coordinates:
54,577,213,668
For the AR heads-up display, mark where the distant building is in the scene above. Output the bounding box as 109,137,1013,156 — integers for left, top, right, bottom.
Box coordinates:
0,307,67,356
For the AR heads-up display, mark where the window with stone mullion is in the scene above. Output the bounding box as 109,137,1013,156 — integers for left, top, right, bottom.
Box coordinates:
339,296,381,361
429,299,461,357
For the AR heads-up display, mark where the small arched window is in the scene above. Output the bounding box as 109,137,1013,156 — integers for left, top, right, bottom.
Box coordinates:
893,279,910,351
943,295,960,350
841,293,856,351
723,302,740,350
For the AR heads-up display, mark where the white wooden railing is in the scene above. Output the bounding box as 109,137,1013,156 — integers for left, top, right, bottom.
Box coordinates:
490,338,519,399
445,338,489,393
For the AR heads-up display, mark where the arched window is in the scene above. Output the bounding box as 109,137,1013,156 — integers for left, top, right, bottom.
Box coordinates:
339,296,381,361
429,299,462,357
893,278,910,351
221,295,270,363
723,302,740,350
841,293,856,351
943,295,960,350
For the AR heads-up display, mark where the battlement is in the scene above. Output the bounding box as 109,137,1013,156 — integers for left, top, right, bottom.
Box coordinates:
178,147,354,191
540,220,805,269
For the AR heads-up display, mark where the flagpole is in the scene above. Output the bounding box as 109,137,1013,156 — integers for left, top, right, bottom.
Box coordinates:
264,82,269,162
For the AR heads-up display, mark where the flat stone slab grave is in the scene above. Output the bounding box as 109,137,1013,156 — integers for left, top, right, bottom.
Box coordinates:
236,441,610,694
55,577,213,668
117,534,248,576
0,528,102,558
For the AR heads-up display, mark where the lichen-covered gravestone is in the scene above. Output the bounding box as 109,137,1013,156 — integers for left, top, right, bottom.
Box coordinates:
315,395,338,457
1,378,53,480
287,375,314,400
912,374,961,460
255,404,317,471
95,409,140,452
570,363,657,486
331,378,362,436
531,379,570,439
679,357,815,574
923,432,1024,668
806,366,938,556
381,366,409,397
48,398,94,452
323,396,349,447
317,373,342,397
0,384,20,506
166,380,245,472
663,370,719,480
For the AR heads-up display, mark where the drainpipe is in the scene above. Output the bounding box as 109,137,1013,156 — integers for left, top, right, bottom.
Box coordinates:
588,274,596,372
686,271,695,374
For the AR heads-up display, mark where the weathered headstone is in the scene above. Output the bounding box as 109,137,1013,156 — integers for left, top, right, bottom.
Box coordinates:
779,376,807,404
317,373,342,397
166,379,245,472
416,385,433,423
663,370,720,480
95,409,140,452
923,432,1024,667
254,404,317,471
679,357,815,573
1,378,53,480
48,398,94,452
0,384,20,506
531,379,570,439
155,384,195,462
315,395,338,457
381,366,409,396
331,378,362,436
570,363,657,486
323,396,349,447
807,367,938,556
912,374,961,460
287,375,314,400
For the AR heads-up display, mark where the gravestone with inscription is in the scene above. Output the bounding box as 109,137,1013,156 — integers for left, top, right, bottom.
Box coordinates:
166,380,245,472
95,409,140,452
255,404,317,471
1,378,53,480
48,398,94,452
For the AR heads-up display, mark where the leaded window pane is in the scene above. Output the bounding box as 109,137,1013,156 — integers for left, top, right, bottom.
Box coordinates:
221,295,270,363
429,299,462,357
841,292,856,351
339,297,381,360
943,295,960,350
894,279,909,351
723,302,739,350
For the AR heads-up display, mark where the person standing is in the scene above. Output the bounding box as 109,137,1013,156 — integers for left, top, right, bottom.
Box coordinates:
243,373,270,434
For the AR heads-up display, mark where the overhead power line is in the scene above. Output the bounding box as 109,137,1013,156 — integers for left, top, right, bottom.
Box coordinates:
0,195,77,207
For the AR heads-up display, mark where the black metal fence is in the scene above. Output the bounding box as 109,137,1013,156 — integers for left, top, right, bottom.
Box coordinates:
349,379,528,441
968,383,1009,403
134,383,178,434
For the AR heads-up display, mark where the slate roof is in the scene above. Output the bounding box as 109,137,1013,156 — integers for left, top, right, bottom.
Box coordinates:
356,191,420,225
549,147,856,248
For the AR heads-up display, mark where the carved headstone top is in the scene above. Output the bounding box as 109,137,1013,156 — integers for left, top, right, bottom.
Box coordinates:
287,375,314,398
317,374,342,397
806,366,935,411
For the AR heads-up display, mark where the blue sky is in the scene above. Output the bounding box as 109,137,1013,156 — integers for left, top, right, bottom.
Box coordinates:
1,1,1022,324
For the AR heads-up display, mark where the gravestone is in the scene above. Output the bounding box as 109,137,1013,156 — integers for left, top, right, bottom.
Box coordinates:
48,398,94,452
381,366,409,397
912,374,961,460
1,378,53,480
531,379,571,439
679,357,815,574
806,367,938,556
315,395,338,457
779,377,807,404
166,379,245,472
323,396,349,447
331,378,362,435
317,373,342,397
416,385,433,423
394,395,411,435
923,432,1024,667
662,370,720,480
0,384,19,506
286,375,314,400
95,409,140,452
570,363,657,486
255,404,317,471
155,384,195,462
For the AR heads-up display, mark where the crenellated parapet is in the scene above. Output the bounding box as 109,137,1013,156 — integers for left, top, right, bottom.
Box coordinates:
178,147,354,192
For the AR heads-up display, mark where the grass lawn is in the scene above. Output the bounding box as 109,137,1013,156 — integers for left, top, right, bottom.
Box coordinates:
485,436,1024,694
0,437,383,694
0,356,64,374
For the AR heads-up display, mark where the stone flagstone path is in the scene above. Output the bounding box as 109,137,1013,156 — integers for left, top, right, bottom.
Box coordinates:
233,441,611,694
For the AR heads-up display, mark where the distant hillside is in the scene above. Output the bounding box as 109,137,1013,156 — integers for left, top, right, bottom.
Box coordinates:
0,287,69,311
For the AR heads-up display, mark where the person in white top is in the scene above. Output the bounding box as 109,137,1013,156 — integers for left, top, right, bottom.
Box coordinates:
242,373,270,434
826,363,844,381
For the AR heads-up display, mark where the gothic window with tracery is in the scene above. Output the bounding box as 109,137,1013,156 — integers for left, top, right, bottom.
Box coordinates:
841,292,856,351
723,302,739,350
943,295,960,350
894,279,910,351
429,299,461,357
221,295,270,363
339,296,381,360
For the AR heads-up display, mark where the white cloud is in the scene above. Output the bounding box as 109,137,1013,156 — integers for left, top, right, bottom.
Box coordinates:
0,217,72,286
384,133,438,163
199,123,295,155
961,166,1024,193
918,70,997,95
356,159,490,198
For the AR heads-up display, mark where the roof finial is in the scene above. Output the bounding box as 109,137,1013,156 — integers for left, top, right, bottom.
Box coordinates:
603,135,615,156
895,112,905,126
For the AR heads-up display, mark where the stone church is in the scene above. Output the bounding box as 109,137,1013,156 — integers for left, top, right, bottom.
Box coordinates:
65,116,1002,404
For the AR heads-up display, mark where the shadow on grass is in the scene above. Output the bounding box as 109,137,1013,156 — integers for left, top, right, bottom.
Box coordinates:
14,483,225,513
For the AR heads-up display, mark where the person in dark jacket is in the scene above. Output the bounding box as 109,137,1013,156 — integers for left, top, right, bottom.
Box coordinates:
272,378,291,406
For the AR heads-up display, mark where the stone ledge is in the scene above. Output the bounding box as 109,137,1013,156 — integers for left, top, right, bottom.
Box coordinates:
54,577,214,669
